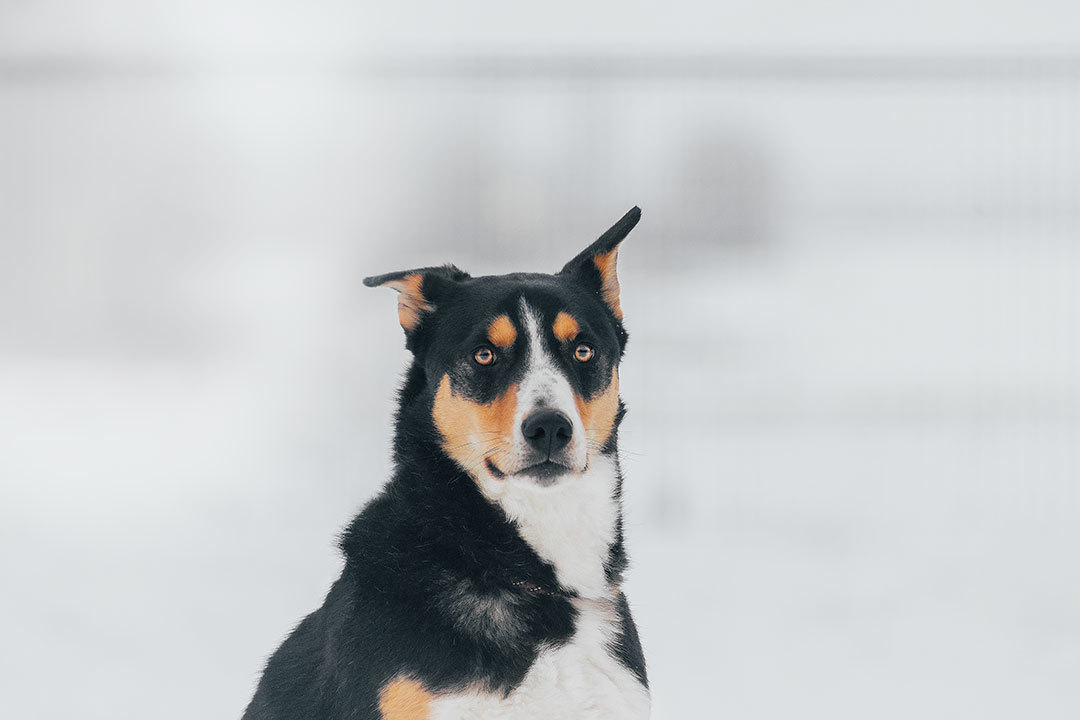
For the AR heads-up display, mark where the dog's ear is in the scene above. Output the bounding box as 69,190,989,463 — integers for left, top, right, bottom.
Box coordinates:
363,264,470,336
558,206,641,320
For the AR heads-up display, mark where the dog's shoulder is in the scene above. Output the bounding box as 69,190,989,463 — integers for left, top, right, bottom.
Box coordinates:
245,475,582,718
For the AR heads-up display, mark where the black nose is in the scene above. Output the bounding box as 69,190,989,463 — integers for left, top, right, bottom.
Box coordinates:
521,409,573,457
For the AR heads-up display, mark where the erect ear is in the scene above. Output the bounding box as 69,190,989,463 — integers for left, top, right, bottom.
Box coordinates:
363,264,470,335
558,206,641,320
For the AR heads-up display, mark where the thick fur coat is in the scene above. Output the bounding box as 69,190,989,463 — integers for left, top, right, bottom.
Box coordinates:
243,208,649,719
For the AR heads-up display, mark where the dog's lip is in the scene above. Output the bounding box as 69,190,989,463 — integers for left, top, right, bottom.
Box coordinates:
486,457,582,483
518,460,573,480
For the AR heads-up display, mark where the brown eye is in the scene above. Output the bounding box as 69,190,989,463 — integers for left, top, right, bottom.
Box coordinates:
574,344,594,363
474,346,496,366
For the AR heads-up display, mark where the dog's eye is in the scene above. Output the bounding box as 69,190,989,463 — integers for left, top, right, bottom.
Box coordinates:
574,344,594,363
474,346,496,366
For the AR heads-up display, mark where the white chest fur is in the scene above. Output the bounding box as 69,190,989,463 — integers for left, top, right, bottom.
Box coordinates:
430,602,651,719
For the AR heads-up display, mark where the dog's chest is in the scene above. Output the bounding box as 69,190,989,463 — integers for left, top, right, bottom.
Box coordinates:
429,604,650,719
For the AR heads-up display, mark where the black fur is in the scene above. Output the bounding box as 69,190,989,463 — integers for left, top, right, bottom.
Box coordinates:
243,209,647,719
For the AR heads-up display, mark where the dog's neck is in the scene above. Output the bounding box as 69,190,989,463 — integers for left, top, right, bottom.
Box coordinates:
474,453,626,599
390,440,626,600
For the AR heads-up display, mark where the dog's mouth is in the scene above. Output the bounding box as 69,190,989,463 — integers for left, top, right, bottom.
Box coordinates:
485,457,575,486
484,457,506,478
518,459,580,487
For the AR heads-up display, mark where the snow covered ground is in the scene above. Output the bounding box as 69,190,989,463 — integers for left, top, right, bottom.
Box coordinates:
2,5,1079,718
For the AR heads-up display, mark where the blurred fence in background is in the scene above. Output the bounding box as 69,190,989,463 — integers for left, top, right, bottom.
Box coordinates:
1,3,1078,719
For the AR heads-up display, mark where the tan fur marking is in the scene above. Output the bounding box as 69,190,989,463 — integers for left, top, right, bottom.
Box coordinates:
432,374,519,477
382,274,431,332
574,367,620,447
592,248,622,319
378,677,432,720
487,314,518,348
552,312,580,342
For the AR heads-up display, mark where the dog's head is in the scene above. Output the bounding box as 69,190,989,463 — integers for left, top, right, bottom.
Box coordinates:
365,207,640,489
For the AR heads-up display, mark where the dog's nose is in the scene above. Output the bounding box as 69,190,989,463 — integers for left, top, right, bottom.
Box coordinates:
521,410,573,457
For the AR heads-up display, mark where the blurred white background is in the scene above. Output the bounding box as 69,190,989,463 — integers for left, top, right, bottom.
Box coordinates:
2,3,1079,718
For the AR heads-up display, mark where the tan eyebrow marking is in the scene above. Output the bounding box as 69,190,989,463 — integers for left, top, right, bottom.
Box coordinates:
552,312,580,342
487,314,517,348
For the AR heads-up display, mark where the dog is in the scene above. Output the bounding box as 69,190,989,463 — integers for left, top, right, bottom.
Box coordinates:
243,207,649,719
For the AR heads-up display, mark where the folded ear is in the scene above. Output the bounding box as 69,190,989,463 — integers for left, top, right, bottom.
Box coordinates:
363,264,470,335
558,206,641,320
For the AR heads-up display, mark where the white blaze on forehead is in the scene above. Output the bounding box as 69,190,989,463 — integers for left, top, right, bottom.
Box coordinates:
514,299,587,468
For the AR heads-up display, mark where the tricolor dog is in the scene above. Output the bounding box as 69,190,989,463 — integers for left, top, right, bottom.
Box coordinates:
243,207,649,719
